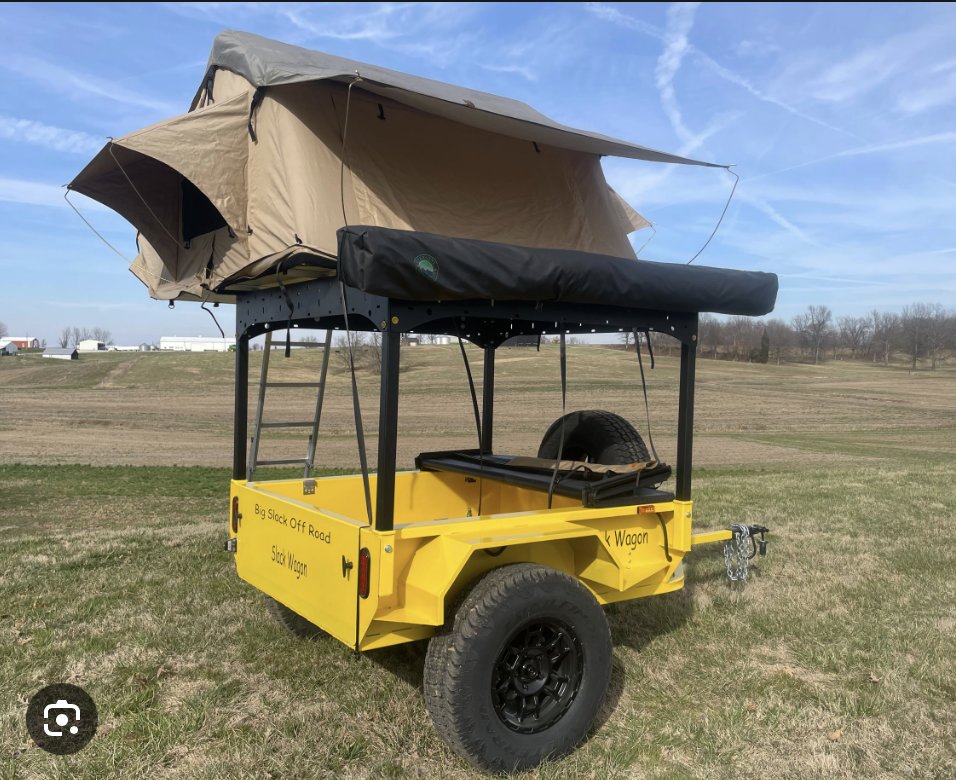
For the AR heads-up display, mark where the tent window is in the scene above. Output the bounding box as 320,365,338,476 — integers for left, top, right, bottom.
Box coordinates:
181,177,227,241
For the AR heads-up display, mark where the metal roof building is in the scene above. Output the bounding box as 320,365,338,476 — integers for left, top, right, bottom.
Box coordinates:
160,336,236,352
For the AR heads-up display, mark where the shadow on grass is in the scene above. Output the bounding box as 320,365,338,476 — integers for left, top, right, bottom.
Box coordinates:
365,640,428,690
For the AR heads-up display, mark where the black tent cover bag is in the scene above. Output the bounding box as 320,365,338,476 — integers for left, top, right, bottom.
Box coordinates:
337,226,777,316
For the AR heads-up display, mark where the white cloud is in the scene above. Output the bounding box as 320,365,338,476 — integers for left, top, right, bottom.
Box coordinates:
587,2,661,38
0,177,74,208
587,3,858,139
806,42,907,104
1,56,179,115
739,194,820,247
287,4,480,66
605,3,738,215
655,2,700,146
0,177,107,211
896,70,956,114
776,24,956,116
753,132,956,178
734,39,780,58
480,63,538,82
0,115,102,155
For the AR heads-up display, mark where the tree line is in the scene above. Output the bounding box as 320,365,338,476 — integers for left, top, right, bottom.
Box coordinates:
641,303,954,369
58,327,113,348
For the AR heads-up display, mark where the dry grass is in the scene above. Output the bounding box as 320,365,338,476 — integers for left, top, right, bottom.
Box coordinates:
1,346,954,469
1,347,954,779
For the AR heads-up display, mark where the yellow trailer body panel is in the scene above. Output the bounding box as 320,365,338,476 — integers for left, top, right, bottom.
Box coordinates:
230,481,367,647
230,474,707,652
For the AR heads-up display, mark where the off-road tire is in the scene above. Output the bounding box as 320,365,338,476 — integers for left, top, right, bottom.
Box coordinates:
537,409,650,464
423,564,611,772
265,596,326,639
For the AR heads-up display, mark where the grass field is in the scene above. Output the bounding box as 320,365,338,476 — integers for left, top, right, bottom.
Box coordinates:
1,347,954,778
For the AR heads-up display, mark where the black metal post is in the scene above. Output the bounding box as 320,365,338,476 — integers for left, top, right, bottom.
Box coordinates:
375,329,401,531
675,330,697,501
233,333,249,480
481,346,495,454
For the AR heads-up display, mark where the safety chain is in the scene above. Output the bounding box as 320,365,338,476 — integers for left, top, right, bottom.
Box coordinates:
724,523,751,582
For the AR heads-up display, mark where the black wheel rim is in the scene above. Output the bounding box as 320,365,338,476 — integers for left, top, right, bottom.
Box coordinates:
491,618,583,734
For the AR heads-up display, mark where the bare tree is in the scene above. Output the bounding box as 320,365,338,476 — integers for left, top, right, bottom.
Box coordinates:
870,310,899,365
923,304,949,370
368,330,384,372
0,321,7,339
64,326,112,346
837,316,870,359
619,330,632,350
648,330,672,357
725,316,757,361
764,319,793,365
792,305,832,364
900,304,933,369
334,330,382,372
91,327,112,345
698,314,722,359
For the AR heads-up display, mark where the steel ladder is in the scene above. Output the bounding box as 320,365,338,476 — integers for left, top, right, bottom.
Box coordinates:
247,328,333,481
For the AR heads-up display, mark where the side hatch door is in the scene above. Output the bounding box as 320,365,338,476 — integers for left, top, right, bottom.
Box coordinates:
231,482,367,647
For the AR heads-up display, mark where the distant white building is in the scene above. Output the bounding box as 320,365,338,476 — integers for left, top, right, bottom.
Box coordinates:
78,339,107,352
160,336,235,352
43,347,78,360
108,345,141,352
0,341,17,356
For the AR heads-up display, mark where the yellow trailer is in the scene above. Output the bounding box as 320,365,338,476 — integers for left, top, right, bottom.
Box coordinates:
67,30,778,771
224,252,775,771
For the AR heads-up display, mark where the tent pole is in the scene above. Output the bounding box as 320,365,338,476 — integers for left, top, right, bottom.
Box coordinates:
481,346,495,454
375,329,401,532
675,323,697,501
233,333,249,481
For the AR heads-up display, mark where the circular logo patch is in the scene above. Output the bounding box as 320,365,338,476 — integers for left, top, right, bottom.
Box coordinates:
25,683,98,755
414,254,439,282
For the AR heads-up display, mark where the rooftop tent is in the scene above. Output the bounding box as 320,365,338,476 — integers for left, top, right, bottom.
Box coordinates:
70,30,722,301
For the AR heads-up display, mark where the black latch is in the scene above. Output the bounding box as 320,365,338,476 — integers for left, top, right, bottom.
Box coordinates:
341,555,353,578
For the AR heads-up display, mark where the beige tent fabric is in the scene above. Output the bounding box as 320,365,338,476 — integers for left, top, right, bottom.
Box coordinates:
240,83,644,262
339,88,639,257
244,81,359,263
72,93,251,295
116,91,249,231
72,68,653,299
610,187,651,233
131,231,240,301
209,67,253,104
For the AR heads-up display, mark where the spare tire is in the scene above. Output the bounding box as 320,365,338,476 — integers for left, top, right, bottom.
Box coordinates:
537,410,650,464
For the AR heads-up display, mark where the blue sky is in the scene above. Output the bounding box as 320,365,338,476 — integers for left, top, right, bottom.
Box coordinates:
1,2,954,345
